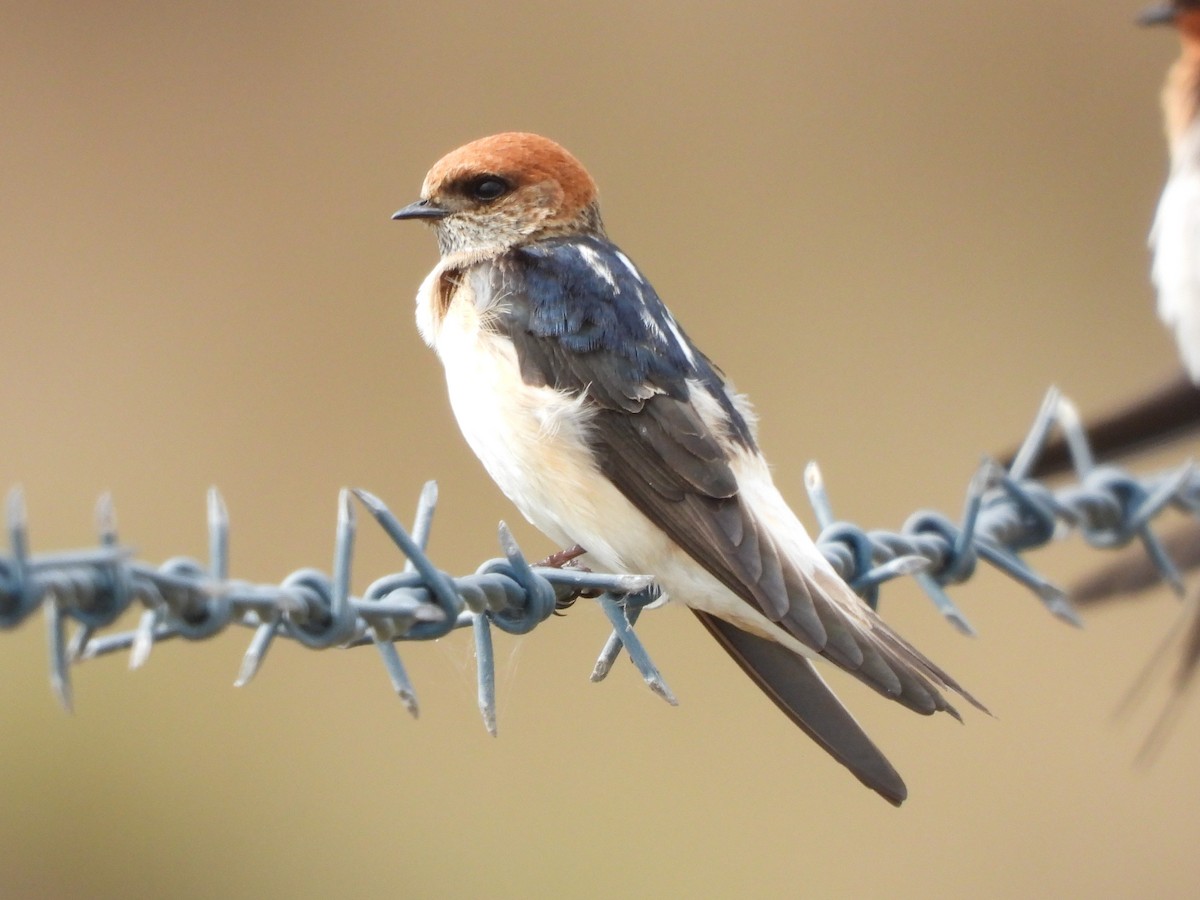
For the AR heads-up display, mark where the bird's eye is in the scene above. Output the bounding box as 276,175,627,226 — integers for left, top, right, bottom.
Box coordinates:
468,176,510,202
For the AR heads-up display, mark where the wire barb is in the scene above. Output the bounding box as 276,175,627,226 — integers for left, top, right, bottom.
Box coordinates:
2,389,1198,731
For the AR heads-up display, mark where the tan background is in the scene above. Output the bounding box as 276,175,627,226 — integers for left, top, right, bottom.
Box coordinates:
2,1,1198,897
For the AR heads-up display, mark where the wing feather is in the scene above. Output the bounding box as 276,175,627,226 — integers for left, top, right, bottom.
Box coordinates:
486,237,985,717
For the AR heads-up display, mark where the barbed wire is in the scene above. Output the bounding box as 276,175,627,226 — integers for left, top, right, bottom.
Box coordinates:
1,388,1195,733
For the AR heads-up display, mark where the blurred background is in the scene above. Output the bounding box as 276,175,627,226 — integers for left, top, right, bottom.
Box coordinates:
2,1,1198,897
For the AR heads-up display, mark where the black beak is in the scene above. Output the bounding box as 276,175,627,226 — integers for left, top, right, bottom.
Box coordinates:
392,199,449,221
1138,3,1178,25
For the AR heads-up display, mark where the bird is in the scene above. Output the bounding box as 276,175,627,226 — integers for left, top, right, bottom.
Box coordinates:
1145,1,1200,383
1004,6,1200,734
999,4,1200,482
393,132,985,804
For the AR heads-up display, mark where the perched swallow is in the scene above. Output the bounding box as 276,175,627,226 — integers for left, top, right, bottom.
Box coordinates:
394,132,984,804
1000,5,1200,480
1010,7,1200,722
1147,1,1200,381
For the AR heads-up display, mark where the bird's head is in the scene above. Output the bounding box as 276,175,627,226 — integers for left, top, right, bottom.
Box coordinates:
393,132,605,258
1140,1,1200,35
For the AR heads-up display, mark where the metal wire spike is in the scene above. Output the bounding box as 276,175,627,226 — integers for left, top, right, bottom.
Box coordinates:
5,487,31,622
473,613,497,735
1007,386,1062,481
804,461,836,531
1055,395,1095,476
946,461,1001,581
404,481,438,574
130,607,160,670
7,485,28,537
66,624,94,663
590,591,658,682
1126,462,1193,597
330,488,355,636
208,487,229,581
912,572,978,636
364,484,428,716
489,521,556,635
234,621,277,688
373,638,419,718
352,488,461,639
44,593,74,712
851,555,929,590
95,493,117,546
595,593,676,705
590,633,624,682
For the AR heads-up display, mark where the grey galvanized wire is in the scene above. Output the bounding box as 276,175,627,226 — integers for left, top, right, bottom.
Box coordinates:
0,388,1194,733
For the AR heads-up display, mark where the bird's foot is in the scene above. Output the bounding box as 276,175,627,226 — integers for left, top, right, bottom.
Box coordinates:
537,544,587,568
535,544,601,611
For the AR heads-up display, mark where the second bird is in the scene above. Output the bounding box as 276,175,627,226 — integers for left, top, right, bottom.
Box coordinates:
394,132,985,805
1146,1,1200,380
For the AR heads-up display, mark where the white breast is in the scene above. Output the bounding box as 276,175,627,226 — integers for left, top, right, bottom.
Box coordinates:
1151,124,1200,383
420,264,629,563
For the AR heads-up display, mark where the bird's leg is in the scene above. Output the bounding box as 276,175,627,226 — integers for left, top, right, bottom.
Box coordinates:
534,544,601,610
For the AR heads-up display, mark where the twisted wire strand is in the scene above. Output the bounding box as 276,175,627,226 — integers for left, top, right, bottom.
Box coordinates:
0,388,1193,733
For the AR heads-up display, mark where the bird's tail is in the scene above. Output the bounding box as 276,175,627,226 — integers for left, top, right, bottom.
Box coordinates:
693,609,908,806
